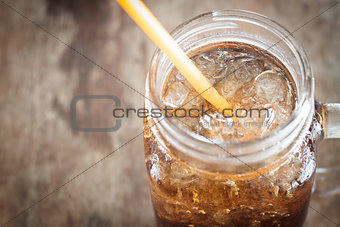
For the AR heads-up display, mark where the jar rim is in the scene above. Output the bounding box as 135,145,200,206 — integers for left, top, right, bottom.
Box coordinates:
147,10,314,166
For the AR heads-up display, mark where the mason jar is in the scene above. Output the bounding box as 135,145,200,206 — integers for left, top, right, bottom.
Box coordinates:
143,10,340,227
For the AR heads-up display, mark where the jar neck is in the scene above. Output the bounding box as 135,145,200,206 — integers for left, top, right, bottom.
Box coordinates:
146,10,314,173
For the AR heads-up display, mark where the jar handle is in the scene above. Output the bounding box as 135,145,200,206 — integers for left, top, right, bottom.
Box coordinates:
322,103,340,139
313,103,340,198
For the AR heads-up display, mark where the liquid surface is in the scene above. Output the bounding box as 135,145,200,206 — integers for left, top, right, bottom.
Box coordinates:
162,43,296,142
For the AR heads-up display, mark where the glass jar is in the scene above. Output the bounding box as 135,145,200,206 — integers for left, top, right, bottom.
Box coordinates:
144,10,340,227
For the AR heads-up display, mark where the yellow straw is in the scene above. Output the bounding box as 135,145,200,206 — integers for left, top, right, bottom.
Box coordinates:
116,0,232,111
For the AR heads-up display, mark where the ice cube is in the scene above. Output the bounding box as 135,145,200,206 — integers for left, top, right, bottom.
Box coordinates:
162,81,190,108
192,49,233,82
254,70,287,104
227,57,265,82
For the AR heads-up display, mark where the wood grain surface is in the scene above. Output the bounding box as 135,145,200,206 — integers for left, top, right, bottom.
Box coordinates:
0,0,339,226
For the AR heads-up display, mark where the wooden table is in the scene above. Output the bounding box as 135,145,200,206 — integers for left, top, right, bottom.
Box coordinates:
0,0,339,226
